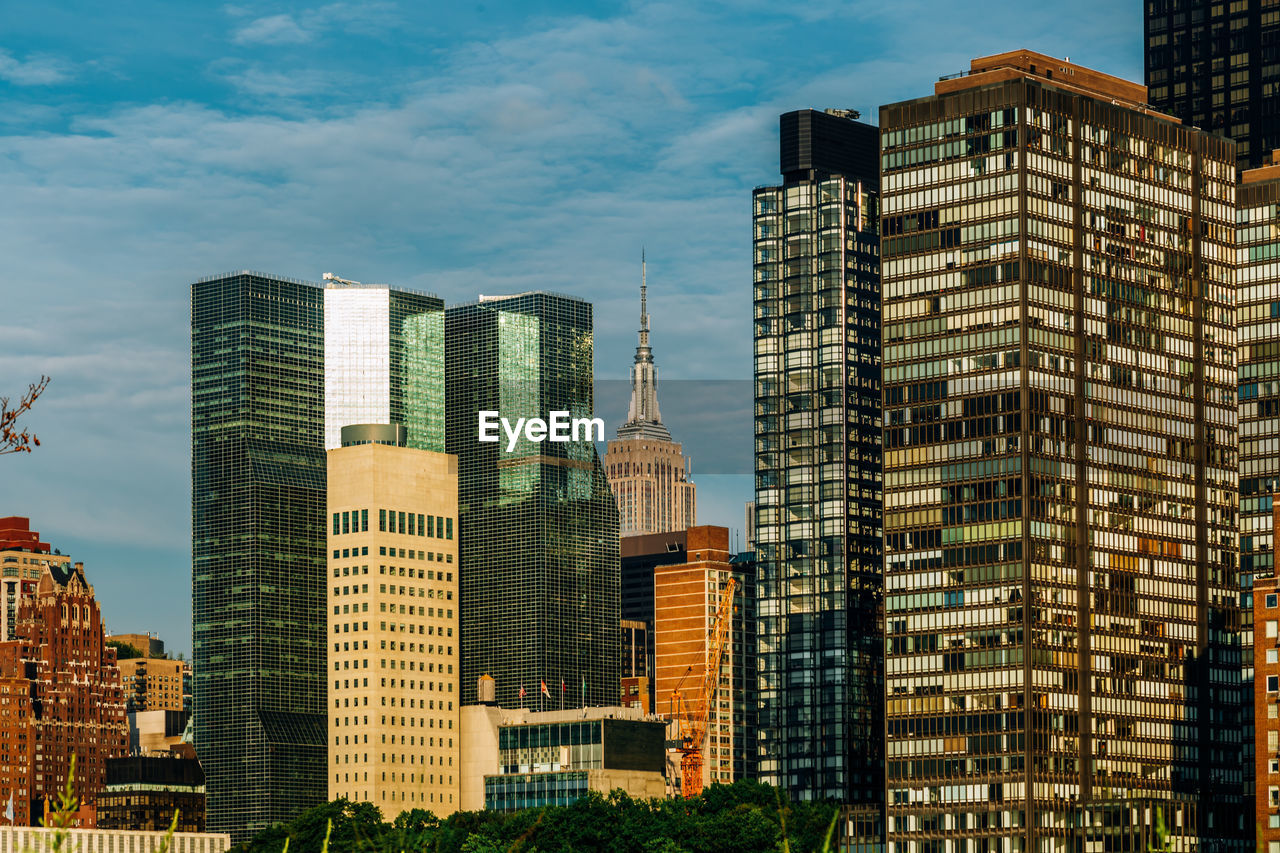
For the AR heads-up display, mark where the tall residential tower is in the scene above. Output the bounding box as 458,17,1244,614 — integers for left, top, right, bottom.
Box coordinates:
880,50,1241,849
1145,0,1279,171
752,108,884,803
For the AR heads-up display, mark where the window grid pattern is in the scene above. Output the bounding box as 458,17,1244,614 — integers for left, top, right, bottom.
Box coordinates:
444,294,620,710
753,116,884,804
880,78,1242,849
191,273,328,843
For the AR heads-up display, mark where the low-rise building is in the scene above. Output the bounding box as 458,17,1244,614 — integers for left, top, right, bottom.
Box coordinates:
98,751,206,833
0,826,228,853
460,698,665,812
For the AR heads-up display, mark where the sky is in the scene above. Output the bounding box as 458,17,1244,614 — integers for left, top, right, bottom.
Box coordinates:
0,0,1141,656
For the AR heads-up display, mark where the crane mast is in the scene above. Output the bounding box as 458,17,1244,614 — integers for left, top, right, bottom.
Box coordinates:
670,576,736,798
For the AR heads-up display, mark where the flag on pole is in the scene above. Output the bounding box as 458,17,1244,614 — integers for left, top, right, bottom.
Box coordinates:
540,679,551,699
5,791,12,823
561,678,566,710
518,685,527,704
581,674,587,708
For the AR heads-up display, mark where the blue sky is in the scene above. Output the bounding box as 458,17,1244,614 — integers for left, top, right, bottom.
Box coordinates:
0,0,1140,655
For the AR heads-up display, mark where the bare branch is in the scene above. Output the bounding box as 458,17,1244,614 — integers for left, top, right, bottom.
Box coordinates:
0,376,50,456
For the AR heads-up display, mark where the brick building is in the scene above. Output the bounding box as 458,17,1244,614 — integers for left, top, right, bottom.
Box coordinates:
0,529,128,825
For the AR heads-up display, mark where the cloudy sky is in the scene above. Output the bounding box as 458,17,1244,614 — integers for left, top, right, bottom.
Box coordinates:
0,0,1140,654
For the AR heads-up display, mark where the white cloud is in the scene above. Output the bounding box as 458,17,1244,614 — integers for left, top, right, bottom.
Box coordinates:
0,50,73,85
232,13,313,45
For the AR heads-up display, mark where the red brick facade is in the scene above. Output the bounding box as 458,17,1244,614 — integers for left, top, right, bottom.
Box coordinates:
0,561,127,825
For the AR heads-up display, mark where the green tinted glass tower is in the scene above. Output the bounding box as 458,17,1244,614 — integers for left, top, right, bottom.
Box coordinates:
191,271,327,842
445,292,620,709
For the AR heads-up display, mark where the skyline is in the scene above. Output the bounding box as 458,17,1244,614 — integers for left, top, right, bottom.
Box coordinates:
0,0,1141,654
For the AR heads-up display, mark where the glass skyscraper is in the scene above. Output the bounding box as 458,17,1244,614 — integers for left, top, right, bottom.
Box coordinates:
1145,0,1280,171
1238,162,1280,841
880,51,1242,849
191,271,328,842
323,282,445,451
445,292,620,710
752,108,884,804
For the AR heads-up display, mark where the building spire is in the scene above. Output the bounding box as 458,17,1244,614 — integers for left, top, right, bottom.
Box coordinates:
618,251,671,441
640,248,649,347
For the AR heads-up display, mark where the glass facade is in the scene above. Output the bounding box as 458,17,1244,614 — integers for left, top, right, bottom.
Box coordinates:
1239,171,1280,834
191,271,328,842
881,68,1242,850
1145,0,1279,171
753,109,884,804
323,284,444,452
445,293,620,709
484,770,589,811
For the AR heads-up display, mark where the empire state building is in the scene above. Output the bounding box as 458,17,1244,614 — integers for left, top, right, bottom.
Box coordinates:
604,256,696,536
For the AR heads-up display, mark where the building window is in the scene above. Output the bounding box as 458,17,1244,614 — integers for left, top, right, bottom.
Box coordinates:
1268,620,1278,639
1269,676,1279,693
380,510,387,532
1270,650,1279,665
1269,594,1278,609
362,509,369,532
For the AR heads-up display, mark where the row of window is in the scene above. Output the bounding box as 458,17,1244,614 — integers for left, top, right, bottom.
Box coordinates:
332,509,455,539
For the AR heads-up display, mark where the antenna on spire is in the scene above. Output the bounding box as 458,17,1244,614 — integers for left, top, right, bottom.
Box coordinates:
640,248,648,336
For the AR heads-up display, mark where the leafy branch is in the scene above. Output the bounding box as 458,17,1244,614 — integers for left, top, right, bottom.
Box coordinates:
1,376,50,456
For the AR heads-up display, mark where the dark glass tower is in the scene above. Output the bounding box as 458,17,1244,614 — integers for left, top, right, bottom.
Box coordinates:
881,51,1242,849
1145,0,1279,171
445,292,620,709
752,109,884,804
191,271,327,842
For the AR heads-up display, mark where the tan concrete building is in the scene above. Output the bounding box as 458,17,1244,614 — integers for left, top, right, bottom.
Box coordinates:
105,634,165,659
603,258,695,536
327,431,460,817
459,701,665,812
653,526,756,792
118,658,184,712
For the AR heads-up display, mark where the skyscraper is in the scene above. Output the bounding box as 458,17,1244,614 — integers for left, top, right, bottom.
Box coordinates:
1145,0,1279,171
191,271,327,841
752,108,883,803
1239,156,1280,843
326,430,460,816
603,258,696,536
323,279,445,451
881,50,1241,847
445,292,620,710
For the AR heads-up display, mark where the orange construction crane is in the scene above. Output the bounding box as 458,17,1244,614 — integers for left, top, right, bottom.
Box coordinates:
669,576,736,798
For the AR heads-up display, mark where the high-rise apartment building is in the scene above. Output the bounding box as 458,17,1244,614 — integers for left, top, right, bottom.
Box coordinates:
603,260,696,536
752,108,883,802
1241,156,1280,841
0,549,128,826
0,517,46,642
652,526,757,789
323,280,445,451
327,432,460,817
191,271,327,841
445,292,620,710
881,50,1242,847
1145,0,1279,171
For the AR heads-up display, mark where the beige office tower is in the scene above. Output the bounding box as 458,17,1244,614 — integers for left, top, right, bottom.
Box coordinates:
327,425,460,817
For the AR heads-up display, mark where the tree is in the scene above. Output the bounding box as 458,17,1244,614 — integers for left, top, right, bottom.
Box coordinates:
1,376,50,456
